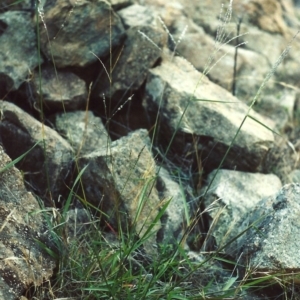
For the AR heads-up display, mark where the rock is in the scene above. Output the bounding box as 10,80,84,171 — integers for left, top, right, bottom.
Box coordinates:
0,11,42,94
239,183,300,275
118,4,157,28
94,25,167,103
254,88,296,130
39,0,125,67
156,167,191,245
201,169,282,253
0,101,74,204
163,0,296,99
288,169,300,183
262,136,300,184
144,55,275,172
78,129,161,256
0,0,34,12
0,145,55,299
175,20,271,96
53,110,110,156
233,0,288,35
23,67,88,112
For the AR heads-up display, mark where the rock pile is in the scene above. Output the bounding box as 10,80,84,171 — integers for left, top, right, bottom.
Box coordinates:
1,0,300,298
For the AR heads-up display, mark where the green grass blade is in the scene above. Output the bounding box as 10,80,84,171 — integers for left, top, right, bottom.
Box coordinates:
62,164,89,216
0,140,41,173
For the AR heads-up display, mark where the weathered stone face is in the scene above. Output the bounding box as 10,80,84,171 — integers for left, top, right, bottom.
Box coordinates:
201,169,282,253
0,145,55,299
79,129,161,256
28,67,88,112
54,110,110,156
238,183,300,274
0,101,74,203
39,0,125,68
144,55,275,172
0,11,42,94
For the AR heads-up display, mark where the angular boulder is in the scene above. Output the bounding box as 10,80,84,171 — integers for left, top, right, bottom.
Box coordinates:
0,146,55,299
156,167,191,245
0,101,74,204
238,183,300,277
26,67,88,112
54,110,110,156
39,0,125,67
0,11,41,94
144,55,275,172
79,129,161,256
202,169,282,253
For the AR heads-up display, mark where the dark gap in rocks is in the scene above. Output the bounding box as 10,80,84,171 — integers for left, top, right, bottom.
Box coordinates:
93,80,150,141
0,20,7,36
9,87,41,120
89,42,127,97
0,72,14,98
152,56,162,68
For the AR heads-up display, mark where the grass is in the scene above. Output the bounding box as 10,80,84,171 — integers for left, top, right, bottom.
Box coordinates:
2,0,300,299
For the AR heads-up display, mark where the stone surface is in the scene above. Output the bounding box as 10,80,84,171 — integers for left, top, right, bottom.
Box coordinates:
149,0,298,100
54,110,110,156
288,169,300,183
39,0,125,67
0,145,55,299
255,88,296,130
144,55,275,172
202,169,282,253
0,11,41,94
25,67,88,112
79,129,161,256
262,136,300,184
118,4,157,28
239,183,300,273
0,0,33,12
0,101,74,203
94,25,167,103
156,167,190,245
233,0,289,35
176,20,271,96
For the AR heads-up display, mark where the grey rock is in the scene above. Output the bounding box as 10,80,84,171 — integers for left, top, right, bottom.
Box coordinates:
79,129,161,256
255,89,296,131
288,169,300,183
202,169,282,253
262,136,300,184
156,167,190,245
39,0,125,67
0,146,55,299
0,11,42,92
26,67,88,112
0,101,74,203
144,55,275,172
176,21,271,97
118,4,157,28
94,25,167,102
239,183,300,273
0,0,33,11
54,110,110,156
